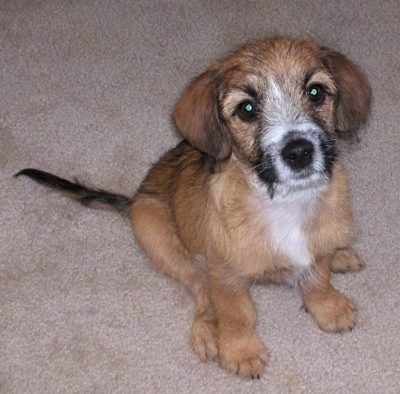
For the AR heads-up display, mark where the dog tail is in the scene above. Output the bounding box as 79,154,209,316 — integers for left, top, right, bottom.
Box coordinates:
15,168,132,216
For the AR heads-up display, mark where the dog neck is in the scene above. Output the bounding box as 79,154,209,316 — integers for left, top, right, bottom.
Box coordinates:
251,172,329,269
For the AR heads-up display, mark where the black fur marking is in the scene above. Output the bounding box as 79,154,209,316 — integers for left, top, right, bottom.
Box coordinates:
254,152,278,198
15,168,131,215
242,84,262,103
303,68,318,90
319,135,337,177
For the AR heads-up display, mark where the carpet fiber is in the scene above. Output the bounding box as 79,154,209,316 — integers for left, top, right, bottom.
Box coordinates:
1,1,399,392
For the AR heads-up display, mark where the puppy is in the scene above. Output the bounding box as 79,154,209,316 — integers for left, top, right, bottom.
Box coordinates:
16,36,371,378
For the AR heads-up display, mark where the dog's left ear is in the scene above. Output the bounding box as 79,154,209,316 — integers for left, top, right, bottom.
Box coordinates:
321,49,372,138
173,67,232,161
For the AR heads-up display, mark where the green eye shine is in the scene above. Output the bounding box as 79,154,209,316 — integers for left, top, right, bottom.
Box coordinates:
244,103,253,112
238,101,257,120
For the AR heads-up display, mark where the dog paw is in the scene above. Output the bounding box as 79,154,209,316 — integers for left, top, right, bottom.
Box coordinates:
331,247,366,273
191,315,218,361
305,290,357,332
218,333,268,378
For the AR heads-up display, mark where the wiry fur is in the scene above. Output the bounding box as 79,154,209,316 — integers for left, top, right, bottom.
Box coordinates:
15,168,131,215
17,37,371,379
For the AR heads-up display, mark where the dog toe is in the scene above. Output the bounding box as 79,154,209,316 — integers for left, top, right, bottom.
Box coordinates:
218,333,268,378
191,316,218,361
331,248,366,273
306,290,357,332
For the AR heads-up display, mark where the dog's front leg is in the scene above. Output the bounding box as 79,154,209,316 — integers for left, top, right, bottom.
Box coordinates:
300,255,357,332
209,270,269,378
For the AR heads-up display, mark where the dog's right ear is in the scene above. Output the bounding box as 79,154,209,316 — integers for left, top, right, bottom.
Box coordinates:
173,68,232,161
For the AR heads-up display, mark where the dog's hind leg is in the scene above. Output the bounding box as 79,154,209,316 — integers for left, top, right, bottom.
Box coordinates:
301,254,357,332
131,197,218,361
330,247,366,273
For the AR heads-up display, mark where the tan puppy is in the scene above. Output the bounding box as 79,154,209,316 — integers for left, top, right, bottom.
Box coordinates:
17,37,371,378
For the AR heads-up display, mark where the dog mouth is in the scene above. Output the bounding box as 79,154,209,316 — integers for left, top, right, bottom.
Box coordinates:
255,130,336,196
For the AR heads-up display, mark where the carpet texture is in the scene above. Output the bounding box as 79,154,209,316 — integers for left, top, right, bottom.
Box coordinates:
1,1,399,392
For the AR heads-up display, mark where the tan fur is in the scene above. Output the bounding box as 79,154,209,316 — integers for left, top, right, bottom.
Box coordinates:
130,37,371,378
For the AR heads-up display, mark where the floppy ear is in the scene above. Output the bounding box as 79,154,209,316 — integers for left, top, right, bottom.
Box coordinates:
321,49,372,138
173,68,232,161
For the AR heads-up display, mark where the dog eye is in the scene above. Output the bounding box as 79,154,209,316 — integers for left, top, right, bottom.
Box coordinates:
237,101,258,121
307,84,325,104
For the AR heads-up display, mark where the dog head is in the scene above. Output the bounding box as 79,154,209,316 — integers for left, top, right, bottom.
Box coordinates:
173,37,371,195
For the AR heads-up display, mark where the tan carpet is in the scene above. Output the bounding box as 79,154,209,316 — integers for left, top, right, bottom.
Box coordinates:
1,1,399,392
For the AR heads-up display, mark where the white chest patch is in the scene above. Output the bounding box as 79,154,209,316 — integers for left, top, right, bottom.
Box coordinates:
260,185,326,268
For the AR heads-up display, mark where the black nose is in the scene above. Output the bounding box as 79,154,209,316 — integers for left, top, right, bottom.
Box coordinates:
281,138,315,170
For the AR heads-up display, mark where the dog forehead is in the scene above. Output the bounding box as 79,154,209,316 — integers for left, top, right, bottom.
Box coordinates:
216,38,339,123
218,38,326,101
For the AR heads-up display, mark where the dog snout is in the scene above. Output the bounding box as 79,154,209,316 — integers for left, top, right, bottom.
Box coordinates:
281,138,315,171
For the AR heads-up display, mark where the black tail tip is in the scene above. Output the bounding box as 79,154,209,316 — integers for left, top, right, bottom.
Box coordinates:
15,168,37,178
14,169,26,177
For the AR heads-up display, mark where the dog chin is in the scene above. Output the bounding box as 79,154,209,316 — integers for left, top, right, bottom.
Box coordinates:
275,172,329,196
258,169,330,200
